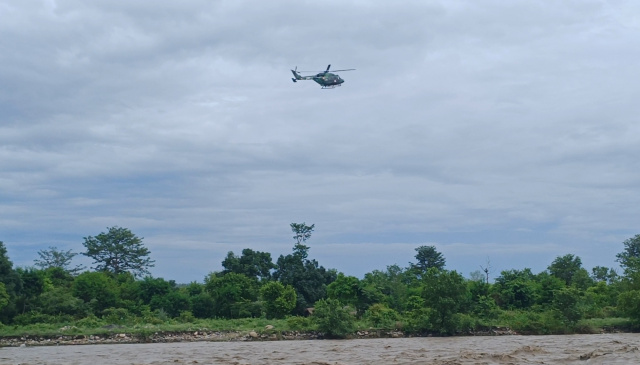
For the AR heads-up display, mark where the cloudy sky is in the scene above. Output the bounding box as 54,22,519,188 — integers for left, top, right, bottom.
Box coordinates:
2,0,639,283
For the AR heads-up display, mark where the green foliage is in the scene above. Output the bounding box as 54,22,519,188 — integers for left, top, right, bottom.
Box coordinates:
617,234,640,277
273,247,336,314
221,249,275,281
404,307,435,333
412,245,446,272
492,269,539,310
13,311,74,326
0,283,9,313
0,241,21,323
312,298,355,338
37,287,87,317
422,268,469,335
102,307,131,324
363,303,399,328
548,254,583,286
591,266,619,284
260,281,296,319
617,289,640,322
34,246,84,275
535,272,566,307
473,295,501,320
72,272,119,313
82,226,155,277
205,272,259,318
499,310,566,334
191,293,215,319
326,273,360,309
150,290,191,318
286,315,312,330
552,287,583,325
75,314,103,328
362,265,409,312
177,310,195,323
137,276,174,304
291,222,315,246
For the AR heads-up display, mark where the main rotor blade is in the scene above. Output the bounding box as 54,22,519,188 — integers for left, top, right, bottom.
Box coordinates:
326,64,331,72
331,69,356,72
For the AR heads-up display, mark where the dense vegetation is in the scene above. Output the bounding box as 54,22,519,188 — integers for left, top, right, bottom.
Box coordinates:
2,224,640,339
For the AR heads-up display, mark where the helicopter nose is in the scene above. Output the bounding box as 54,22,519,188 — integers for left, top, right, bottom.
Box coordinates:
338,78,344,84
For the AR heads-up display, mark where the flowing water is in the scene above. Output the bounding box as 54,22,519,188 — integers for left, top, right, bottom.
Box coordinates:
3,333,640,364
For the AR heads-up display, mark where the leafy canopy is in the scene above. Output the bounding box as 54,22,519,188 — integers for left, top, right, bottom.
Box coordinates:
34,246,84,275
82,226,154,277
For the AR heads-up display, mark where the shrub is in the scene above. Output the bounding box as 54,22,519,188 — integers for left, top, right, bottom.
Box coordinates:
363,304,399,328
312,298,355,338
286,316,312,330
102,307,131,325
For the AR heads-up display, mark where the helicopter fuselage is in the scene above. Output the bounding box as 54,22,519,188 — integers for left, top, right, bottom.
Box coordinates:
291,65,353,89
312,73,344,88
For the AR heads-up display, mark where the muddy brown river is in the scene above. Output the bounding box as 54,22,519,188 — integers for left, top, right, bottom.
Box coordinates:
2,333,639,364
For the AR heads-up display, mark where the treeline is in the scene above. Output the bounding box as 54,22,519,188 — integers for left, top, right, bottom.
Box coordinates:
2,223,640,337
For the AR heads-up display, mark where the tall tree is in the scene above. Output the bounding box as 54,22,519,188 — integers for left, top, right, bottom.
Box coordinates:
82,226,154,277
616,234,640,276
412,245,446,271
290,222,314,259
273,222,336,313
0,241,21,323
422,268,469,335
34,246,84,275
221,248,275,281
591,266,618,284
547,254,583,286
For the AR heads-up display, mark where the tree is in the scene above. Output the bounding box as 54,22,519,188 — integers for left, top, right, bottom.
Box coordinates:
411,245,445,272
221,248,275,281
616,234,640,276
312,298,356,338
72,271,119,313
0,241,22,323
290,222,314,259
552,287,583,325
547,254,583,286
422,268,469,335
591,266,618,284
361,264,409,312
491,269,539,310
34,246,84,275
273,223,336,314
204,272,259,318
260,281,297,319
0,283,9,314
82,227,154,277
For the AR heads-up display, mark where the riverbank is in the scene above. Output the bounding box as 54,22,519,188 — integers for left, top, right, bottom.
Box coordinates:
0,326,527,347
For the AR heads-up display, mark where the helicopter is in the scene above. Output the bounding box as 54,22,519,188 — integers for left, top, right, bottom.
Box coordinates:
291,64,355,89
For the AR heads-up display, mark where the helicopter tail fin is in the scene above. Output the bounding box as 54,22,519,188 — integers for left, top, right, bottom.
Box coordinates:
291,67,302,81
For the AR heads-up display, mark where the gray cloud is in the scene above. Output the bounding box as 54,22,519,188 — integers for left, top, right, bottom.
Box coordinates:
2,1,639,281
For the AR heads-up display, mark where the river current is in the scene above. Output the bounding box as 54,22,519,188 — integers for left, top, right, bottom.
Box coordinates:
3,333,640,364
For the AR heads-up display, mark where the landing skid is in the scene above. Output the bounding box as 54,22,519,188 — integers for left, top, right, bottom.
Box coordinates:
321,84,341,89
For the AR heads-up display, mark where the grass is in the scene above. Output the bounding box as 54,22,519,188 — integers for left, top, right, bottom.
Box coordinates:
0,315,635,340
0,317,301,339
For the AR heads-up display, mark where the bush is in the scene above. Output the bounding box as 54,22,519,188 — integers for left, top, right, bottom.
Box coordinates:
286,316,312,330
13,312,74,326
177,310,195,323
404,307,435,334
499,310,566,334
363,304,399,328
312,299,355,338
75,314,104,328
102,307,131,325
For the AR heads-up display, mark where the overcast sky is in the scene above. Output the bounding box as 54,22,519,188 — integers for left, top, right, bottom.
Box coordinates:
2,0,639,283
